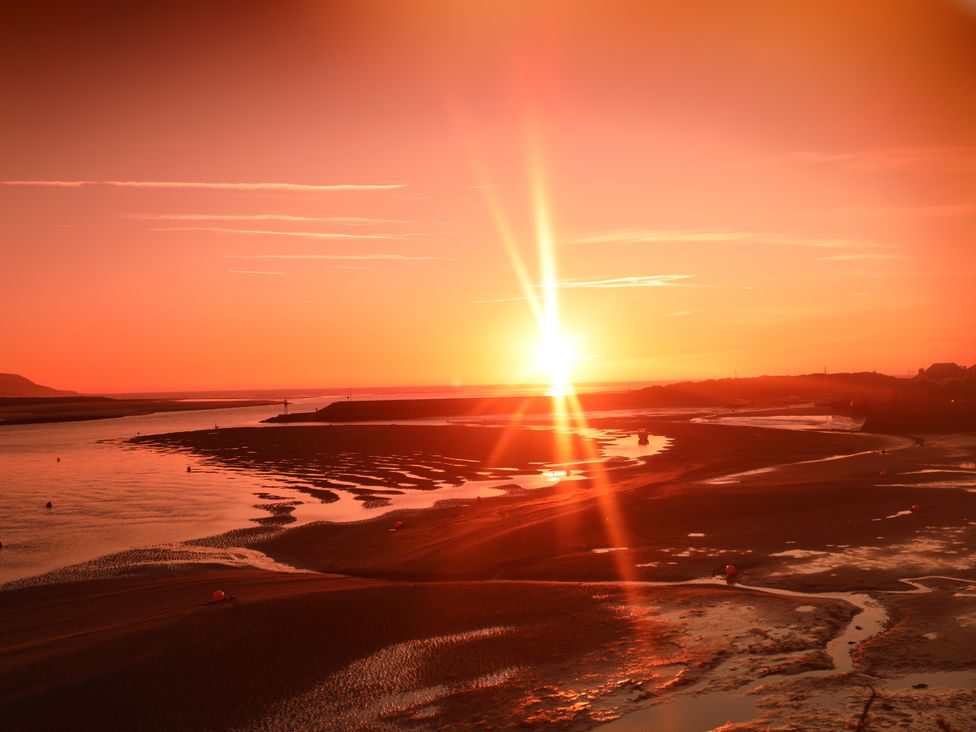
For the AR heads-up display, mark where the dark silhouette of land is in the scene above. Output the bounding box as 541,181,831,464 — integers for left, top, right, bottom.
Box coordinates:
0,373,76,398
0,373,279,425
264,365,976,434
858,363,976,432
0,396,276,426
267,371,902,423
10,366,972,431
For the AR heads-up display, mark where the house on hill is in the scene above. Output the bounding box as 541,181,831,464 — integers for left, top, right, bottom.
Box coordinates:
916,363,968,381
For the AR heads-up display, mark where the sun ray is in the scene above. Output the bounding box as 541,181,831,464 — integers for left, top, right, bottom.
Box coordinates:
469,122,644,600
529,144,573,397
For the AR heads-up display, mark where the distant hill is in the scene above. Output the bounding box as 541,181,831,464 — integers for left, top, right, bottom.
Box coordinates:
0,373,77,398
635,371,901,406
855,362,976,433
269,371,905,423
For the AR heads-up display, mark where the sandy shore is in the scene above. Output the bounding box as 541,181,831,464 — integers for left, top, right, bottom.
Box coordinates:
2,417,974,730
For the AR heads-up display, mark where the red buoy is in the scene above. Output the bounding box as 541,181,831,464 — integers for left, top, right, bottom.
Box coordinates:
911,504,922,513
725,564,738,578
212,590,226,602
393,520,403,529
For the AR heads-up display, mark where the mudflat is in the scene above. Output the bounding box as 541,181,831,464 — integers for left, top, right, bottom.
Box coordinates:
2,417,974,730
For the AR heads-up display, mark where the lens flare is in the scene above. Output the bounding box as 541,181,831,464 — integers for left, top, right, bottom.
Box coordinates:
534,330,578,397
466,144,651,667
469,147,581,396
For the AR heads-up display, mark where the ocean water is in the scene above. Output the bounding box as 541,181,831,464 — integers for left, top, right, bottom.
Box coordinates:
0,401,299,584
0,396,667,584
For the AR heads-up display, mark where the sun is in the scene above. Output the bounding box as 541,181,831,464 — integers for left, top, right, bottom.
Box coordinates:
534,329,579,397
473,129,585,397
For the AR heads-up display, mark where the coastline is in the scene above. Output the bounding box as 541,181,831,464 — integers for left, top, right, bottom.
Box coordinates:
0,396,278,426
2,416,974,730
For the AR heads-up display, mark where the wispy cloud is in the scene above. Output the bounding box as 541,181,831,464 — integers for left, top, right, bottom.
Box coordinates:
821,253,912,262
129,213,433,224
784,145,976,172
570,229,870,249
1,180,404,192
227,253,451,261
572,229,750,245
228,270,283,275
333,265,371,270
151,227,431,240
668,310,696,317
475,274,695,302
555,275,695,289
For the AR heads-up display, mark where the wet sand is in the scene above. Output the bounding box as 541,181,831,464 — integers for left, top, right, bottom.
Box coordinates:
0,570,861,731
2,418,975,730
130,424,607,511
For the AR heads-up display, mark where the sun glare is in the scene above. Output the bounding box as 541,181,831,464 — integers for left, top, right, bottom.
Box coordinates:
535,330,579,397
472,126,586,397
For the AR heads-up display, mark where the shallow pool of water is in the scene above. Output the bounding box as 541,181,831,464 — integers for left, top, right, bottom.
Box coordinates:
0,403,667,584
693,413,864,432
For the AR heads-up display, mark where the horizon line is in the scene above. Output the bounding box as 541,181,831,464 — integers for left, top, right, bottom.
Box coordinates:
54,368,933,397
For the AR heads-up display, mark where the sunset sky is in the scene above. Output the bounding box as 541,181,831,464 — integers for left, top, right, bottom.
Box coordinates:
2,1,975,393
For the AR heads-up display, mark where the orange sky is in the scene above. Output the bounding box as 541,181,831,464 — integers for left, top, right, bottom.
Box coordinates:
2,1,975,393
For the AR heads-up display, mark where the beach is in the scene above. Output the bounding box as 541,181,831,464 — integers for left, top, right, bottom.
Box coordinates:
2,409,975,730
7,1,975,728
